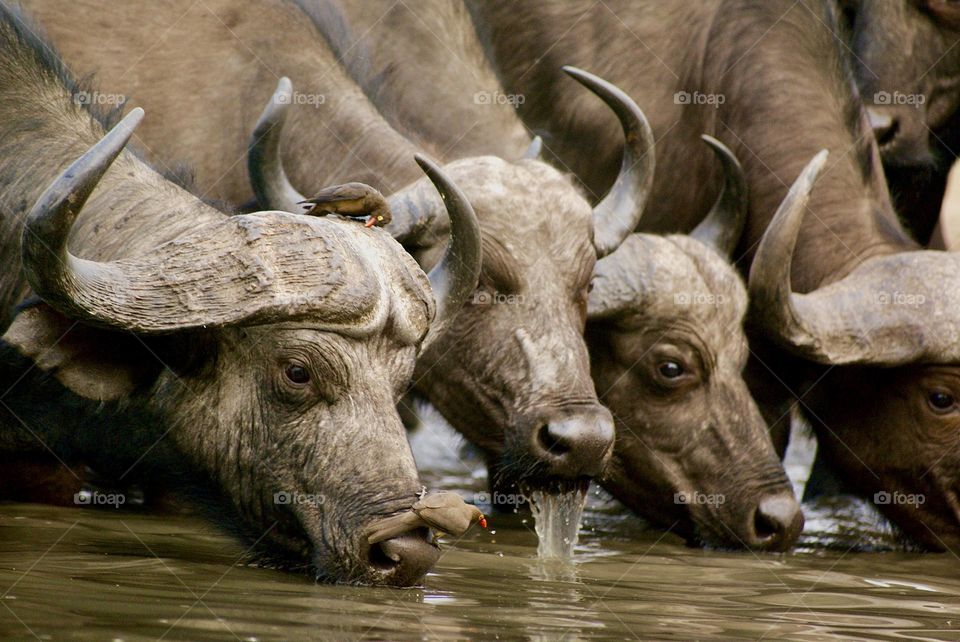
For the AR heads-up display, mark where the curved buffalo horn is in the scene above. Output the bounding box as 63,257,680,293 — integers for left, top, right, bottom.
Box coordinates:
522,136,543,160
748,150,829,358
21,108,147,327
749,149,960,365
563,66,655,258
387,154,483,353
248,76,308,213
22,109,409,336
691,136,748,257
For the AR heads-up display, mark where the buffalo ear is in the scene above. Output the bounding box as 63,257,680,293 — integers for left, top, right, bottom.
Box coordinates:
2,303,162,401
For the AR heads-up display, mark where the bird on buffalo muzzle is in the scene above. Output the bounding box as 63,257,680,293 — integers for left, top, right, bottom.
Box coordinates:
365,491,487,545
298,182,391,227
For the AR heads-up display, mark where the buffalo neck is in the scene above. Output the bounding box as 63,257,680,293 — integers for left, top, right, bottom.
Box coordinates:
279,82,425,196
469,0,917,293
258,0,448,196
704,0,915,292
328,0,532,162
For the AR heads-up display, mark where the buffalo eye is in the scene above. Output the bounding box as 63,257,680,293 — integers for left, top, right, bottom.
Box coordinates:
658,361,684,379
284,363,311,385
928,390,956,412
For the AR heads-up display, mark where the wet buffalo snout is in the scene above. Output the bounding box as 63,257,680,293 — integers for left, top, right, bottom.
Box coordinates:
367,529,439,587
528,406,615,478
747,493,804,552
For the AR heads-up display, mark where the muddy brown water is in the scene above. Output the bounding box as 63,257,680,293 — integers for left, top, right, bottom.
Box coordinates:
2,420,960,640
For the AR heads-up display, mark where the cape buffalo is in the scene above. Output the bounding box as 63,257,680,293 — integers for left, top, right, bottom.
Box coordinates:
327,0,803,549
15,0,651,511
471,0,960,550
250,70,642,502
585,141,802,550
0,2,483,586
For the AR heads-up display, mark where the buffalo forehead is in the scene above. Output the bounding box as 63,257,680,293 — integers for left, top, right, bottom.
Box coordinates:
595,234,746,324
159,213,430,338
277,214,434,341
446,156,593,249
667,235,747,318
799,250,960,365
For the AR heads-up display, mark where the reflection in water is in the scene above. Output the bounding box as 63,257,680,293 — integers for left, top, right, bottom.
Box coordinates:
3,420,960,639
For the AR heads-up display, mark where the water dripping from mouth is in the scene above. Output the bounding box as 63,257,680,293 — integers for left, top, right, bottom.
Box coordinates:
526,481,589,560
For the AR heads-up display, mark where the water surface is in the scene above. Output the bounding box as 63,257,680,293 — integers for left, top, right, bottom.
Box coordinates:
2,419,959,640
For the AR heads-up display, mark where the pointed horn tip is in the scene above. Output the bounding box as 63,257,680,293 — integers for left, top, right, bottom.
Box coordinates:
522,136,543,160
812,148,830,169
74,106,144,169
124,106,145,127
747,149,831,293
413,153,443,180
797,149,830,189
108,107,144,144
564,66,651,148
562,65,612,95
561,65,589,80
261,77,294,122
700,135,735,160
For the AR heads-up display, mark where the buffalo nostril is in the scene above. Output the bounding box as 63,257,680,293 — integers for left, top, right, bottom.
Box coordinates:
867,107,899,148
368,529,439,587
751,493,804,551
753,506,778,540
537,423,571,456
529,412,615,478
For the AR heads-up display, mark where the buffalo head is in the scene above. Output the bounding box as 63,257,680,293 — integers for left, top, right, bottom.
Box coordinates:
750,149,960,551
2,109,482,585
588,137,803,550
248,68,654,501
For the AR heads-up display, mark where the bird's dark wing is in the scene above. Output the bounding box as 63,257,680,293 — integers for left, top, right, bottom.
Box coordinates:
413,492,467,512
364,512,425,545
298,182,378,206
417,507,473,535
